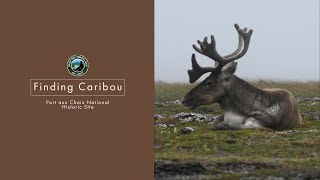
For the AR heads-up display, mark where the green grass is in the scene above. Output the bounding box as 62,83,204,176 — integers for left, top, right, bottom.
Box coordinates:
155,81,320,178
155,80,320,101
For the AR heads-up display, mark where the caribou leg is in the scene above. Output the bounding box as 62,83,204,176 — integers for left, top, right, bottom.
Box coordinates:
213,116,239,130
213,115,224,126
240,117,265,129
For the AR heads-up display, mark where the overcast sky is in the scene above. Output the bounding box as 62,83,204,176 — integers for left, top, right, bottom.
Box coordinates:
155,0,319,82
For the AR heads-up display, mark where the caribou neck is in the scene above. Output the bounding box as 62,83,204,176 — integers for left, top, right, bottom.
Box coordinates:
219,75,268,114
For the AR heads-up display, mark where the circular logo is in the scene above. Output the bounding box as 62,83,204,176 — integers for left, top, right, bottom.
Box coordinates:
67,55,89,76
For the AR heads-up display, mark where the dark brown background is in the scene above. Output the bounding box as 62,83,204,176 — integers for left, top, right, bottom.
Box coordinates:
0,1,154,179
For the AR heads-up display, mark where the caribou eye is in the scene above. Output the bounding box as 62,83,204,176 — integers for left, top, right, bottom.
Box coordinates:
205,80,215,87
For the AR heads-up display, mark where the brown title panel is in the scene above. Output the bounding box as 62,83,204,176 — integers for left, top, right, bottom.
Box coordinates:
30,79,125,96
1,0,153,179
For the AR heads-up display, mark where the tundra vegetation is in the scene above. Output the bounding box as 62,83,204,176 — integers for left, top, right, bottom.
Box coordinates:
155,81,320,179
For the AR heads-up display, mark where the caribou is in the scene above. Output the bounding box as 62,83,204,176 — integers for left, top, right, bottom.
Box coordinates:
182,24,302,130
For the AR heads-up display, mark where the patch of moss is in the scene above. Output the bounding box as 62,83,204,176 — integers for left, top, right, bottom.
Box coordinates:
155,82,320,178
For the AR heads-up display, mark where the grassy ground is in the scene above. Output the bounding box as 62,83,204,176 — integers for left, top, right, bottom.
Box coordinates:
154,81,320,179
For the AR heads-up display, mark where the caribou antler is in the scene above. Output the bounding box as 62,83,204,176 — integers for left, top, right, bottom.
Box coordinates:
188,54,218,83
188,24,253,83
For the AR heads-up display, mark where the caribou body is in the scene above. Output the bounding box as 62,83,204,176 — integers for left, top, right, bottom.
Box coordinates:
182,24,302,130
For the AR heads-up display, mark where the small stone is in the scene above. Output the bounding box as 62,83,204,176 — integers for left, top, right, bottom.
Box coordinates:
303,111,320,121
297,96,320,102
313,111,320,120
174,112,218,123
173,99,182,104
180,127,194,134
155,101,165,106
156,124,168,128
287,130,298,133
306,129,320,133
312,97,320,101
181,117,193,123
154,114,165,120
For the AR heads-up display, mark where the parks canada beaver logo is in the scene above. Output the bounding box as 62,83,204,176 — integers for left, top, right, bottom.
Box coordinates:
67,55,89,76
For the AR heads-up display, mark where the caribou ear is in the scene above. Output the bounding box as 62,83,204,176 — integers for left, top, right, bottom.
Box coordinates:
221,62,237,79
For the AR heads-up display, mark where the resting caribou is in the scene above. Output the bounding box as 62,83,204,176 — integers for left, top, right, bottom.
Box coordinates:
182,24,302,130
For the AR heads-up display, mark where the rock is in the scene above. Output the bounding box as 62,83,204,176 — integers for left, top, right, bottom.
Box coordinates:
174,112,218,123
154,114,165,120
287,130,298,133
155,101,166,107
313,111,320,120
303,111,320,120
180,127,194,134
277,130,298,134
155,122,175,128
241,176,284,180
155,100,183,107
297,96,320,102
305,129,320,133
278,129,320,134
168,124,175,128
156,124,168,128
154,160,206,179
217,162,278,173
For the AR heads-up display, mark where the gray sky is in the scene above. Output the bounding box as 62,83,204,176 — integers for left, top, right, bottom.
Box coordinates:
155,0,319,82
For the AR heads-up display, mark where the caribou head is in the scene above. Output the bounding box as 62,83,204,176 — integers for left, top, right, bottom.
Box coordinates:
182,24,252,110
